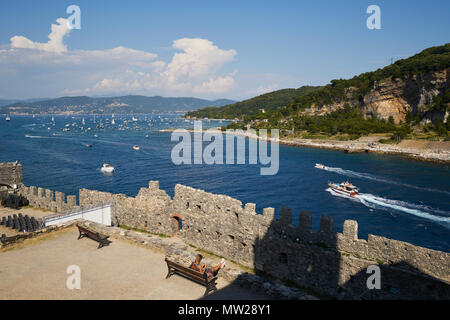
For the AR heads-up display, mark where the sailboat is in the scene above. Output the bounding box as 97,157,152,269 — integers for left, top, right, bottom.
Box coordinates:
5,115,10,121
82,118,86,126
51,115,55,122
112,118,115,125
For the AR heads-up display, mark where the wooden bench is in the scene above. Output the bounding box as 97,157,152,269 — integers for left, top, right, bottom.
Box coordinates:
165,258,218,296
76,224,111,249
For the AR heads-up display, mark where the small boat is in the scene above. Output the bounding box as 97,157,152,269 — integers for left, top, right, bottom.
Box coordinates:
87,144,93,148
133,145,140,151
328,181,359,197
315,163,326,169
101,163,115,173
132,117,138,122
5,115,10,121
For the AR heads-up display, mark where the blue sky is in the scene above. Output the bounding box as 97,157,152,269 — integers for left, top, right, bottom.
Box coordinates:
0,0,449,100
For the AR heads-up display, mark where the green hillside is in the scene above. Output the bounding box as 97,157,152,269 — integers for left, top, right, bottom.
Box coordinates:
228,43,450,140
185,86,320,119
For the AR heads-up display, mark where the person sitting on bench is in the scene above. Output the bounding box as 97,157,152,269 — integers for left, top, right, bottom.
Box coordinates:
190,254,225,278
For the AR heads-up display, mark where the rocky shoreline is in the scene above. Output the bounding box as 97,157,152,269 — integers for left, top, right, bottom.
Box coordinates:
156,128,450,164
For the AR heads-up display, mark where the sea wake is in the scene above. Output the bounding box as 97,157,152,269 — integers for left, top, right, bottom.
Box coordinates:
319,165,450,195
326,187,450,225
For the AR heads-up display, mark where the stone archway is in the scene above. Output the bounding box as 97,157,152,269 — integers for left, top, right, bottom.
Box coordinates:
171,213,183,236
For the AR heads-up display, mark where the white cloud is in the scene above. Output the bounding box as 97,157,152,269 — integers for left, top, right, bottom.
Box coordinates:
0,18,238,99
247,84,279,96
10,18,70,53
193,73,236,94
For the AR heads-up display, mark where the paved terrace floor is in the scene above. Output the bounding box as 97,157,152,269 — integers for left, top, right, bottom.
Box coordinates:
0,226,271,300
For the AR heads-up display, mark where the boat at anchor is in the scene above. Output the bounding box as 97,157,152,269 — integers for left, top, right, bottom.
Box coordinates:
100,163,115,173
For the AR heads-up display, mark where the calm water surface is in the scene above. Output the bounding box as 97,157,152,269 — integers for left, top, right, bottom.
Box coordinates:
1,115,449,252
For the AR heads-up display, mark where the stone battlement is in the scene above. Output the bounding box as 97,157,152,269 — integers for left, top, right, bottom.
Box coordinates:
18,179,450,299
0,162,23,188
19,185,78,213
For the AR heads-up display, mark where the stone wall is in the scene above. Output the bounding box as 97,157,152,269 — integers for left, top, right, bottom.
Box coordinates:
0,162,23,188
75,180,450,299
18,185,79,213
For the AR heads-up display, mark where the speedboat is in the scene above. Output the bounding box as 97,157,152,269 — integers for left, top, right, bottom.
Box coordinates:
315,163,326,169
101,163,115,173
133,145,140,151
328,181,359,197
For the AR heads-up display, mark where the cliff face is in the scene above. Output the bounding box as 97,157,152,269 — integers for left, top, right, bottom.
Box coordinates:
302,68,449,124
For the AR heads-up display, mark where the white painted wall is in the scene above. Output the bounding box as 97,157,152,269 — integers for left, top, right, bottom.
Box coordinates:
44,205,111,227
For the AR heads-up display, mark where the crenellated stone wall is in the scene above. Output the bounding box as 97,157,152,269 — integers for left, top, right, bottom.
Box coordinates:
77,179,450,299
7,179,433,299
18,185,79,213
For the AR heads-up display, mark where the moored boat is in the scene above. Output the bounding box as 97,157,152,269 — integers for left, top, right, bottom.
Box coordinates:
101,163,115,173
328,181,359,197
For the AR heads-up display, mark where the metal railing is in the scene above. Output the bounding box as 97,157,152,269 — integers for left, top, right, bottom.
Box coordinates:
42,201,114,224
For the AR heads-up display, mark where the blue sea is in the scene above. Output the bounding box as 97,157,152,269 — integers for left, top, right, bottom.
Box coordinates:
1,114,449,252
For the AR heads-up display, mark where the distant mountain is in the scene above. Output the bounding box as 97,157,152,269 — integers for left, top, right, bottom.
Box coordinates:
0,95,235,115
0,98,51,107
0,99,15,107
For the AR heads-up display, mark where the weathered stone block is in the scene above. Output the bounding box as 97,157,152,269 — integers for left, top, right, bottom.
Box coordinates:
262,207,275,220
299,210,312,232
67,195,77,208
149,180,159,190
320,214,334,233
343,220,358,240
280,206,292,225
244,203,256,215
55,192,65,204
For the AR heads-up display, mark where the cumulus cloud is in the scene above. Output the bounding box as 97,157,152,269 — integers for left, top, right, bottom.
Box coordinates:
0,18,238,98
10,18,70,53
247,84,279,96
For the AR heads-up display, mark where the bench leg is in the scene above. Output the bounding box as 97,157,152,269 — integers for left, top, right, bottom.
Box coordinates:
204,282,218,296
77,231,85,240
165,268,175,279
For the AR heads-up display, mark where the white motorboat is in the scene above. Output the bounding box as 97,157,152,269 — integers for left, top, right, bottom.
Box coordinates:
101,163,115,173
315,163,326,169
133,145,140,151
328,181,359,198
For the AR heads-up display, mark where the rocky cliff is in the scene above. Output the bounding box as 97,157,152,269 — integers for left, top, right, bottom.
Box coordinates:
302,68,449,124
